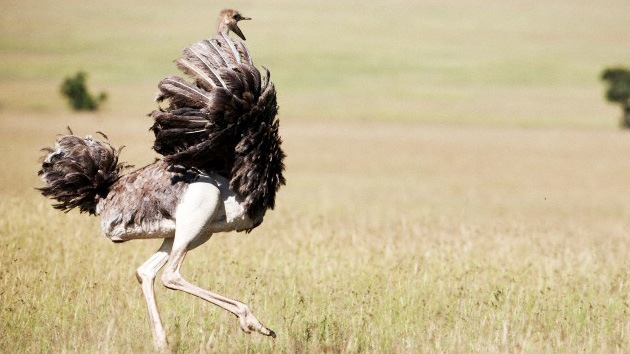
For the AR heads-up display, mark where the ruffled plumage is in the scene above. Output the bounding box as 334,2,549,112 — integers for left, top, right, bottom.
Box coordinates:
37,130,129,215
150,32,285,220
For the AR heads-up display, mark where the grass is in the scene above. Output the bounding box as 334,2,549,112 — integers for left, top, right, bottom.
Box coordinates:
1,0,630,352
1,116,629,352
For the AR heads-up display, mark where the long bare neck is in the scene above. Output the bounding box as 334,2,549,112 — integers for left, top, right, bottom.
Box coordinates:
217,19,229,35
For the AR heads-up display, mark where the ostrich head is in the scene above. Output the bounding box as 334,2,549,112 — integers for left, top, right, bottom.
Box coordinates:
217,9,251,40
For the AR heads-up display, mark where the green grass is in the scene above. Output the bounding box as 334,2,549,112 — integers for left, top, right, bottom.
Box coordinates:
1,0,630,352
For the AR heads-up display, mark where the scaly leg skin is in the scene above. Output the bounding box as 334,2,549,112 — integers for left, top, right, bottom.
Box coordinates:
161,246,276,338
160,182,276,338
136,238,174,350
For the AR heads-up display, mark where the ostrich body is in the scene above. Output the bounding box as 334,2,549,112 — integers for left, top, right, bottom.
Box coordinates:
37,9,284,350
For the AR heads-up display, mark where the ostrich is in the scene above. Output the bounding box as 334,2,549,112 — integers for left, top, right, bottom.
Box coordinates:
37,9,284,350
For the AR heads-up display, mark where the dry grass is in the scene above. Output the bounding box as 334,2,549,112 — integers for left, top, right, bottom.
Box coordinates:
1,114,629,352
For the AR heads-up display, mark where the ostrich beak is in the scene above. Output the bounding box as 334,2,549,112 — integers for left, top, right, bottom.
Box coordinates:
230,17,251,40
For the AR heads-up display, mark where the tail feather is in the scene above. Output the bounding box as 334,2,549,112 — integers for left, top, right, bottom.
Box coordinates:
37,133,129,215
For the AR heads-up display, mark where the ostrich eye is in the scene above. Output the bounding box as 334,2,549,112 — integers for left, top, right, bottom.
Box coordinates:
233,14,240,20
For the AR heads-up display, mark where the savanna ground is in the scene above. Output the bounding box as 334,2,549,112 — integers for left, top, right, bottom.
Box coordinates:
1,0,629,352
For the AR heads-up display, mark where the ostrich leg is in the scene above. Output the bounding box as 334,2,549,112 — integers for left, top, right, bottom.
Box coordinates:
136,238,174,350
160,182,276,338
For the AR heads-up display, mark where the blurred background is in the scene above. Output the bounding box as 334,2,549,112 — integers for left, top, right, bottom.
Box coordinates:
1,0,628,125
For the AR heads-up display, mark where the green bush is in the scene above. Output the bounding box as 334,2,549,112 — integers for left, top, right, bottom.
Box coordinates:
601,67,630,128
60,71,107,111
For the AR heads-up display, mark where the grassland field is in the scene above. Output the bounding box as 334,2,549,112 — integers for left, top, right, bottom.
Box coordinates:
1,0,630,352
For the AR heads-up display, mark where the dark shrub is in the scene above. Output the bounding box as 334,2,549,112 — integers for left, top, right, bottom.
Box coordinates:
60,71,107,111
